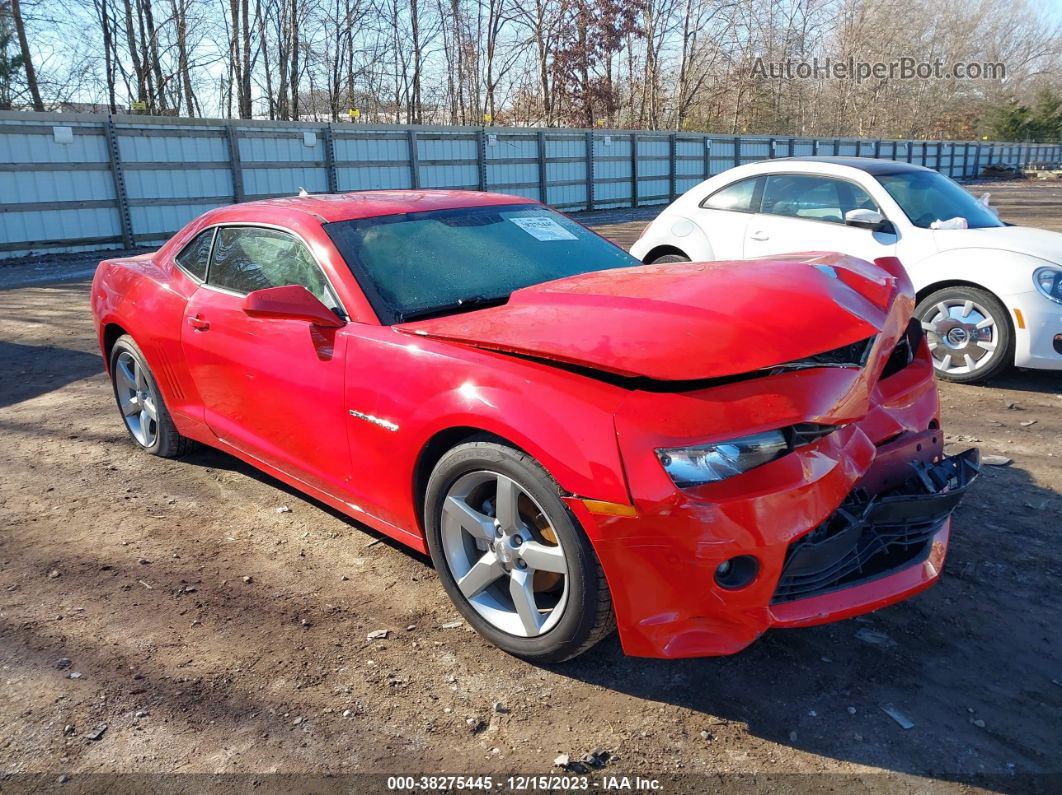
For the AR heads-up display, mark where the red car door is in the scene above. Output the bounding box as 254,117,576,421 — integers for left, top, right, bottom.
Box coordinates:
180,225,352,496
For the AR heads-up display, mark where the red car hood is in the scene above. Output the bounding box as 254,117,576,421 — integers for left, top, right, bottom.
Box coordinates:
397,252,910,381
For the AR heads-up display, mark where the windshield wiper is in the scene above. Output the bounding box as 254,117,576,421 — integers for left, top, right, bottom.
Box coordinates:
400,294,510,322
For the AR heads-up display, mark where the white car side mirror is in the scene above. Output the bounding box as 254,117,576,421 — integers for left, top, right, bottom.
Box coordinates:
844,208,884,229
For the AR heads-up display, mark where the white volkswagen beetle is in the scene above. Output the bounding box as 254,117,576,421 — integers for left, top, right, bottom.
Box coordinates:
630,156,1062,383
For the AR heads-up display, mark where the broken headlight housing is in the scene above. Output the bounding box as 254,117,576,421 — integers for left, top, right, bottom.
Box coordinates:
1033,267,1062,305
656,424,840,487
656,431,787,487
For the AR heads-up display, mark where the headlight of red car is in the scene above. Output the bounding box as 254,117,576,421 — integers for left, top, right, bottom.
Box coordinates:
656,430,788,487
656,423,845,487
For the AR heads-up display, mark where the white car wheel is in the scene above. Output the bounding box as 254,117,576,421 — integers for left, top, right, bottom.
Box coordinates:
915,287,1012,383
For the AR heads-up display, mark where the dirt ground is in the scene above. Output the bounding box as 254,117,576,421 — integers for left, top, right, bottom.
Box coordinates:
1,179,1060,793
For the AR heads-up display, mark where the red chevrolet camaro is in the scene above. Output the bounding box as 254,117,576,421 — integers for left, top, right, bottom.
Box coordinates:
91,190,979,661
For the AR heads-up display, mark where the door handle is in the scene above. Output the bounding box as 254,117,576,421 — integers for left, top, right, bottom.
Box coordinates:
188,315,210,332
749,230,770,241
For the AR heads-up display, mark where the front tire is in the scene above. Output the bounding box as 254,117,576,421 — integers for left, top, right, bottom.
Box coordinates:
109,335,190,457
424,438,614,663
915,286,1013,384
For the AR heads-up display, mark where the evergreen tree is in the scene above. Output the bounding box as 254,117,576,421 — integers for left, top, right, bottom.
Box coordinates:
1029,87,1062,142
990,88,1062,142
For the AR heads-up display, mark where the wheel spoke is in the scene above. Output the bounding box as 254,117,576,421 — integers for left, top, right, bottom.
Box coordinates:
457,550,504,598
134,363,148,392
975,317,994,330
920,321,938,334
961,300,974,318
116,357,136,392
975,339,996,351
939,353,953,371
443,496,496,542
964,353,977,370
141,397,158,421
121,395,139,416
934,302,950,322
509,568,543,635
493,475,522,534
130,415,147,445
519,540,567,574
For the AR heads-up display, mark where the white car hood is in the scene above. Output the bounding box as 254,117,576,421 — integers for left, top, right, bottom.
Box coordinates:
933,225,1062,264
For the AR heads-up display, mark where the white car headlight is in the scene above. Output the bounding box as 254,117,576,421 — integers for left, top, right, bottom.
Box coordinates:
1033,267,1062,305
656,431,788,487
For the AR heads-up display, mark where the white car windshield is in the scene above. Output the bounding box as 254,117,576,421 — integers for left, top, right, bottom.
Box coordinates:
876,171,1003,230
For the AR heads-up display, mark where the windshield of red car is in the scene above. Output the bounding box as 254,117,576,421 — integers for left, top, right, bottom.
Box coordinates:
324,203,639,323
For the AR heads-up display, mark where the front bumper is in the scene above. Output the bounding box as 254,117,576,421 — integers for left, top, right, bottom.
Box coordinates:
1010,291,1062,370
771,449,977,629
572,439,977,658
772,448,979,605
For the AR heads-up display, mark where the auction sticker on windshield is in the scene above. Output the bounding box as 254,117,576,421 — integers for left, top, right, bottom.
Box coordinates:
509,215,578,241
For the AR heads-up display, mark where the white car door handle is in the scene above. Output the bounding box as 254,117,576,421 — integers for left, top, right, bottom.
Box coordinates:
749,230,770,241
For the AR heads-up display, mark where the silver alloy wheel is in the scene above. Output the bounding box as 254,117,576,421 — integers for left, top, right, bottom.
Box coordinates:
440,471,569,637
920,298,999,376
114,350,159,448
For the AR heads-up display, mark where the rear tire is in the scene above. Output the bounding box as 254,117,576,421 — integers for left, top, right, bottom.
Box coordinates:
915,286,1013,384
424,437,614,662
109,335,190,458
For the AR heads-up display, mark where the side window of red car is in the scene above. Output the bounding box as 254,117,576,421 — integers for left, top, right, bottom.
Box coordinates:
174,229,214,281
208,226,338,309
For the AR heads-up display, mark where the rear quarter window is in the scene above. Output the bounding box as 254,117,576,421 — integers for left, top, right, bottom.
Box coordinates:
700,177,760,212
174,229,214,281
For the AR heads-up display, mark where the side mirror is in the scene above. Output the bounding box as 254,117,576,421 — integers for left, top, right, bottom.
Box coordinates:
243,285,344,328
844,208,885,230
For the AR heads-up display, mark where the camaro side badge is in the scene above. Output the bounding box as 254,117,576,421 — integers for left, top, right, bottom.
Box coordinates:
348,409,399,432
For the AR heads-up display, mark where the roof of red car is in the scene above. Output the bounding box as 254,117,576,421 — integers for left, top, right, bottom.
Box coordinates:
218,190,538,223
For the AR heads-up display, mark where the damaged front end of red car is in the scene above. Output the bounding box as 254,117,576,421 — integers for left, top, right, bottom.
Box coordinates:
575,379,979,658
570,257,978,658
405,251,979,658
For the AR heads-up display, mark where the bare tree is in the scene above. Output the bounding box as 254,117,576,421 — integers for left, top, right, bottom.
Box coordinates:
93,0,119,112
11,0,42,109
6,0,1059,142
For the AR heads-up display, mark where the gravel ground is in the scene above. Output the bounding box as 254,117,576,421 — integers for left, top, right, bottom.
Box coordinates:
1,179,1060,793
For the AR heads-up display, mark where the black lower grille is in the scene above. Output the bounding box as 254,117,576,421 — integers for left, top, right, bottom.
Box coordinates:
772,449,980,604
